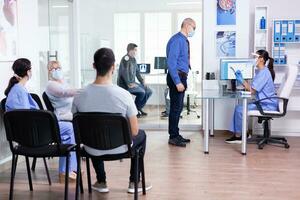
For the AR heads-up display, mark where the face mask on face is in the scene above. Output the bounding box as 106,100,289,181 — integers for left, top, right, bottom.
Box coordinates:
187,25,195,37
51,69,63,80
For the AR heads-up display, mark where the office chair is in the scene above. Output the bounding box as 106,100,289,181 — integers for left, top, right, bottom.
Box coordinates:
73,112,147,200
42,92,55,112
1,95,52,184
3,110,76,200
181,71,200,119
248,64,298,149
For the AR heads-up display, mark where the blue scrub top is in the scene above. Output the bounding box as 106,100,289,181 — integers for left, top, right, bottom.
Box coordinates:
251,66,278,111
5,83,39,111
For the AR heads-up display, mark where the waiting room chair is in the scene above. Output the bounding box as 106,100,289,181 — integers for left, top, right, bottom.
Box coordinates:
248,64,298,149
1,96,51,183
42,92,55,112
3,110,76,200
73,112,146,200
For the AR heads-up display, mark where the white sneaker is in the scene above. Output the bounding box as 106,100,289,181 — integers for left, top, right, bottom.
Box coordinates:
92,181,109,193
127,181,152,194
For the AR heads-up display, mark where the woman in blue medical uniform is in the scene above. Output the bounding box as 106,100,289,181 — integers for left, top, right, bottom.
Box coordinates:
4,58,77,183
226,50,278,144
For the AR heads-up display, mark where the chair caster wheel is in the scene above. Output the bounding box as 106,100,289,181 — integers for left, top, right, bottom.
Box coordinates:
285,144,290,149
197,116,200,119
258,145,263,150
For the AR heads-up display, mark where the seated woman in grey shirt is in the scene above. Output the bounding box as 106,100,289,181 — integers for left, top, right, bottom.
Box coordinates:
45,61,77,121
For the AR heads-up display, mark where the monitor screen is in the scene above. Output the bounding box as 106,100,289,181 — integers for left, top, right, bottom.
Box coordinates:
154,57,167,69
137,63,151,74
220,58,254,80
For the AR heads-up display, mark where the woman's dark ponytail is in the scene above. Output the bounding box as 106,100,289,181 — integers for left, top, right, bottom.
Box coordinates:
267,57,275,81
4,76,19,96
4,58,31,96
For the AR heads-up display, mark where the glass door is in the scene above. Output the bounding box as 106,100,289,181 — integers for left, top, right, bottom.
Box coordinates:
38,0,74,92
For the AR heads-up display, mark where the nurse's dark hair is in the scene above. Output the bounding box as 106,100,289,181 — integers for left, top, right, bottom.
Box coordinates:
256,49,275,81
4,58,31,96
94,48,115,76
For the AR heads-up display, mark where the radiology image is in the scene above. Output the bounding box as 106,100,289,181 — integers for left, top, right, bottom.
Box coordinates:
216,31,236,57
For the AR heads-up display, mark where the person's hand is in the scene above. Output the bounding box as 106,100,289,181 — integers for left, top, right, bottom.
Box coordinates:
176,83,185,92
235,70,244,85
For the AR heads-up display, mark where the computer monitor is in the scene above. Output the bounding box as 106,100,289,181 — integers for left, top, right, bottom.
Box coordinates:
137,63,151,74
220,58,254,80
154,57,168,73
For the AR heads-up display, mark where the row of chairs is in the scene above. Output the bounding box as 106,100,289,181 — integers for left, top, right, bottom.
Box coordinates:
1,93,146,200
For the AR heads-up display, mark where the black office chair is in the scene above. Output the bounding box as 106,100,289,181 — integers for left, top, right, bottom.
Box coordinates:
42,92,55,112
3,110,76,200
73,112,146,200
30,93,45,110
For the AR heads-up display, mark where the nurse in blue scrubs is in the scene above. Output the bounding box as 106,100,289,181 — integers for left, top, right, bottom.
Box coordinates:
226,50,279,144
4,58,77,183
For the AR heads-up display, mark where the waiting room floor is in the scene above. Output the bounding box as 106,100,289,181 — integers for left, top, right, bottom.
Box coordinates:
0,131,300,200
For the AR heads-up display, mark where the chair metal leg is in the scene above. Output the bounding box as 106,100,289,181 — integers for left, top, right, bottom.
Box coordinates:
86,157,92,194
31,157,37,171
140,157,146,195
25,156,33,191
43,157,52,185
9,154,17,200
64,154,70,200
134,151,139,200
75,151,82,200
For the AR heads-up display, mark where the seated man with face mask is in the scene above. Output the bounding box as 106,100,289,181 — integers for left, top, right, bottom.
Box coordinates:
45,61,78,121
117,43,152,118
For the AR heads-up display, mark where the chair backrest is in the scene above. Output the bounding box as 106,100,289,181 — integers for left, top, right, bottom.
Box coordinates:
73,112,132,152
42,92,55,112
0,98,6,113
30,93,44,110
3,110,61,149
277,64,299,112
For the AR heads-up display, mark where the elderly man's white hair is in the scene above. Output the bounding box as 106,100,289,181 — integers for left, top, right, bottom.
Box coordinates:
181,18,195,28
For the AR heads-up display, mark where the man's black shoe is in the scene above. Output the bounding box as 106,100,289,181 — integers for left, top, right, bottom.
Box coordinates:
178,135,191,143
137,111,142,118
138,109,148,116
168,137,186,147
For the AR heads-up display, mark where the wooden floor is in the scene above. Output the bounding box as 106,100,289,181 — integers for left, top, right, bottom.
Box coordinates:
1,131,300,200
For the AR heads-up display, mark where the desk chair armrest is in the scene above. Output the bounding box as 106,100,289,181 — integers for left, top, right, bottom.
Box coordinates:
253,97,288,117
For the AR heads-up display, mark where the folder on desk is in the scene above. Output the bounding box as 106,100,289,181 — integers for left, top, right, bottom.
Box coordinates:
287,20,295,42
294,20,300,42
273,43,280,65
281,20,288,42
274,21,281,42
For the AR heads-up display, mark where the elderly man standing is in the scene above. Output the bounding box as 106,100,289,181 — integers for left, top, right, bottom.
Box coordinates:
166,18,196,147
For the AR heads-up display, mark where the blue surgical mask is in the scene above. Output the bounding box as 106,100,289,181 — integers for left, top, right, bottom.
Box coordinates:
188,29,195,37
51,69,63,80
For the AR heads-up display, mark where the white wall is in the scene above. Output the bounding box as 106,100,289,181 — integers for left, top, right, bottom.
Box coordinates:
203,0,250,129
0,0,40,99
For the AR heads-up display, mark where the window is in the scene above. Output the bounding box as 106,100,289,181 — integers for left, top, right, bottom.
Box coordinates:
144,13,172,73
114,13,141,63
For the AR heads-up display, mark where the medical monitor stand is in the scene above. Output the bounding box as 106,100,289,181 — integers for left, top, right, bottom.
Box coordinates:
231,80,236,92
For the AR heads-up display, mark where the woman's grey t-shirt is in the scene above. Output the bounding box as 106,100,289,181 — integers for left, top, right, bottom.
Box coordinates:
72,83,137,117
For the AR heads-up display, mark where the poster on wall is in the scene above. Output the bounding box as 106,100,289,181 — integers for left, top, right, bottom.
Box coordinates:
217,0,236,25
0,0,18,61
216,31,236,57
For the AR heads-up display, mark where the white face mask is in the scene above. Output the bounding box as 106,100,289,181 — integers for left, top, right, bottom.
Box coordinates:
51,69,63,80
27,70,32,80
